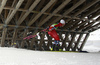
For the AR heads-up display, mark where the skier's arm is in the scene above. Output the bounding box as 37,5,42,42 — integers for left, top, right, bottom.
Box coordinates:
54,23,62,27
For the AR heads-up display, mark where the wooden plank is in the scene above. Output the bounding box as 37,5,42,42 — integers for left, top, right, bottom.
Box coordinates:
17,0,40,25
38,0,71,26
0,0,7,14
47,0,85,26
28,0,56,26
5,0,24,25
1,28,7,47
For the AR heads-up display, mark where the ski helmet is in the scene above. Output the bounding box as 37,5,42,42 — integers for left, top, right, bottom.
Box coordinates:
60,19,65,24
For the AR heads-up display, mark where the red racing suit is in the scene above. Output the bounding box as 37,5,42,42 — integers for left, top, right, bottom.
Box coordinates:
48,23,63,41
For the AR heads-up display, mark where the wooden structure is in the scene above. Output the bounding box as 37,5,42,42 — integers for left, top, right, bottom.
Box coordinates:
0,0,100,51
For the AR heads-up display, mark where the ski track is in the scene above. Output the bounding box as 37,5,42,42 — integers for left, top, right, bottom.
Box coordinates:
0,47,100,65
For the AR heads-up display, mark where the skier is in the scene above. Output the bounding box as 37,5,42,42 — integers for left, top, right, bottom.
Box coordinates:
48,19,65,51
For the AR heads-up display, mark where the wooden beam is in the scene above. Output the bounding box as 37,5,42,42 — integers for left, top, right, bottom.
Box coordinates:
88,23,100,32
30,30,38,50
73,0,99,16
38,32,45,50
47,0,85,26
4,6,80,20
84,18,100,31
46,33,52,50
28,0,56,26
30,37,36,50
62,32,70,49
72,33,83,51
11,29,18,44
5,0,24,25
89,27,100,32
64,0,99,29
38,0,71,26
7,0,18,17
59,32,63,41
0,14,5,23
36,0,46,11
18,0,33,20
81,5,100,19
79,33,90,51
66,33,76,51
0,0,7,14
69,5,100,30
17,0,40,25
89,12,100,20
21,29,28,46
0,24,89,33
78,16,100,31
1,28,7,47
38,0,57,26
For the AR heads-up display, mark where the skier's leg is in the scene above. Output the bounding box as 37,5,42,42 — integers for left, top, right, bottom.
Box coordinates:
55,40,60,51
48,30,60,51
51,41,56,51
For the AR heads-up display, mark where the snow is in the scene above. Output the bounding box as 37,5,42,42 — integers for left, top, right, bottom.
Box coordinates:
0,47,100,65
82,29,100,52
83,45,100,52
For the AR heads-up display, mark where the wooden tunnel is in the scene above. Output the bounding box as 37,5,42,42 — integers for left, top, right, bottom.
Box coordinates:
0,0,100,51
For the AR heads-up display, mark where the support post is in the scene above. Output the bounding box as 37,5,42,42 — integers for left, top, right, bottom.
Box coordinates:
1,28,7,47
21,29,28,48
79,33,90,51
72,33,83,51
66,33,76,51
38,32,45,50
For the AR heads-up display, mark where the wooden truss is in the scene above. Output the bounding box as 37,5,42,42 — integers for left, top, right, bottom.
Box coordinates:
0,0,100,51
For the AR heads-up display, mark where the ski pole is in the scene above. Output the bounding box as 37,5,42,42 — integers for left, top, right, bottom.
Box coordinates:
23,28,48,40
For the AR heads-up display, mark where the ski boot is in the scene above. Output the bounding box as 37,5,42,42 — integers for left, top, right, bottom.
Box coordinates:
51,44,55,51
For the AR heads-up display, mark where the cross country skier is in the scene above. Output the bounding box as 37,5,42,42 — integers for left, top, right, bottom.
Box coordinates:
48,19,65,51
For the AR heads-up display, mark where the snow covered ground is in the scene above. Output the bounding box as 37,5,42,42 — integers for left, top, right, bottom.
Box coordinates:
83,40,100,52
0,47,100,65
83,44,100,52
